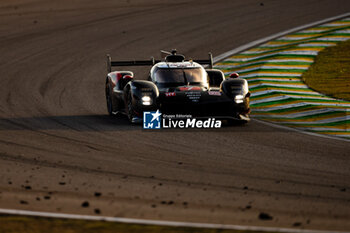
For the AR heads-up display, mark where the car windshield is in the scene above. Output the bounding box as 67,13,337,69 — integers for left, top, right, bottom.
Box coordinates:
154,68,207,84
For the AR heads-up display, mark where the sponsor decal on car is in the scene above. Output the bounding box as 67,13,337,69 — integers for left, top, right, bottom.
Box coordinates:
165,92,176,97
143,110,221,129
208,91,222,96
185,91,201,102
178,86,201,91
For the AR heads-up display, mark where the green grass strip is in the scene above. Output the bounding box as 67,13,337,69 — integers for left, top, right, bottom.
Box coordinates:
0,215,277,233
314,130,350,134
249,86,310,92
216,61,312,68
222,70,306,75
248,80,303,85
250,92,324,100
238,69,306,74
217,59,313,65
302,39,350,101
245,76,302,80
227,54,317,64
257,111,346,121
252,105,322,114
251,97,345,108
282,119,350,127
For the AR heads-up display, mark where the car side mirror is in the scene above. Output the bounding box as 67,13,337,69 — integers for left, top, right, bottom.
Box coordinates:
245,92,251,98
229,72,239,79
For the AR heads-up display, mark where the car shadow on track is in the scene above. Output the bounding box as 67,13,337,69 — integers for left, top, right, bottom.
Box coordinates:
0,114,138,131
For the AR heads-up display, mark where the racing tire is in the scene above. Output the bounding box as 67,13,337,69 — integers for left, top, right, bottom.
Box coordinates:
126,91,135,123
106,84,113,116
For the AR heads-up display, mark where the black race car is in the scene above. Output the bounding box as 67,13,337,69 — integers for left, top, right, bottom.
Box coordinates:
105,50,250,123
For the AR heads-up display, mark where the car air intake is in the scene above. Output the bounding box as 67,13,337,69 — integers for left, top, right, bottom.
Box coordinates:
165,54,185,62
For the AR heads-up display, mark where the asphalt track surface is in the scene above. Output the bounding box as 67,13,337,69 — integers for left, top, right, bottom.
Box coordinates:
0,0,350,231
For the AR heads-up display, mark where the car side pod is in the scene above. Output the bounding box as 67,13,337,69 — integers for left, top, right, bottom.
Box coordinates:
220,78,249,98
206,69,225,87
221,78,250,123
124,80,159,123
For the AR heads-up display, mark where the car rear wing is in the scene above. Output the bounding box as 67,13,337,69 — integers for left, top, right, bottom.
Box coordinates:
106,53,213,73
194,53,213,69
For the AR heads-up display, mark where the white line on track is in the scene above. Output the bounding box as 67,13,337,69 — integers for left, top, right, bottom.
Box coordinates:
2,12,350,233
252,118,350,142
213,12,350,63
0,208,349,233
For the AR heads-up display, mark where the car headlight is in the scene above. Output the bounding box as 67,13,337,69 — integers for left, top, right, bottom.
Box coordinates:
142,96,152,105
234,94,244,104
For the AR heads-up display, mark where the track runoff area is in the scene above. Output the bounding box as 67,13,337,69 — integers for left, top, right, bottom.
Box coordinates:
1,13,350,233
215,15,350,141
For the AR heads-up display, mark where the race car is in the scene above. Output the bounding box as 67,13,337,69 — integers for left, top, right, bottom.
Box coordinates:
105,50,250,123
